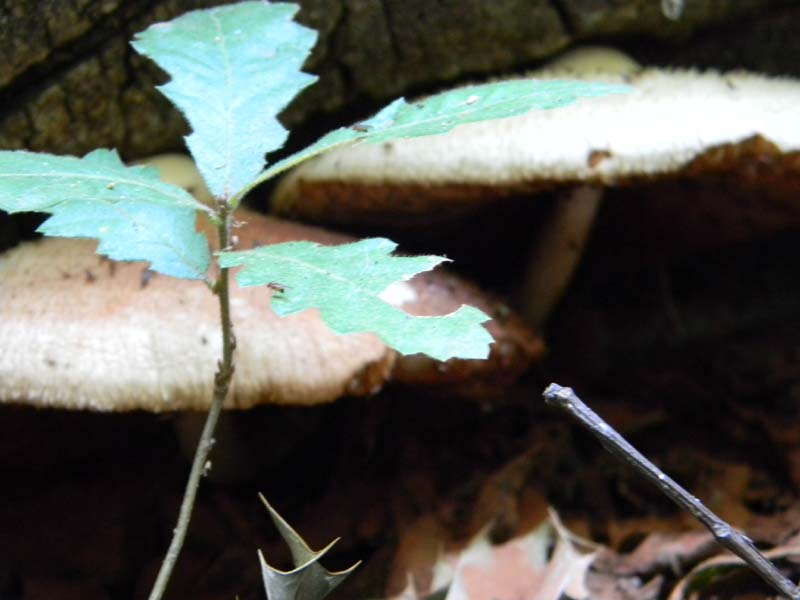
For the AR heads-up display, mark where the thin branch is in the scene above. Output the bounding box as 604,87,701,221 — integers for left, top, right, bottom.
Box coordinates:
148,204,238,600
543,383,800,599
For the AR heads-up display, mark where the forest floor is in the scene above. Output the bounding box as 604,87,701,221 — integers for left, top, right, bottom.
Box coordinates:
3,197,800,599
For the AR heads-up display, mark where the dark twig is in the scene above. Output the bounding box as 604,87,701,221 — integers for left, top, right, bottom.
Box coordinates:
148,204,238,600
543,383,800,599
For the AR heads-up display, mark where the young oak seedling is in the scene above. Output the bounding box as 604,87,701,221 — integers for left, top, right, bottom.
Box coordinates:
0,2,627,597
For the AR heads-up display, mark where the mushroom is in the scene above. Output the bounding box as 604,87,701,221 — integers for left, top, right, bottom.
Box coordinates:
0,208,541,411
271,50,800,325
1,148,542,483
532,46,640,79
0,220,391,411
272,47,641,326
131,153,215,206
0,208,541,482
272,47,644,229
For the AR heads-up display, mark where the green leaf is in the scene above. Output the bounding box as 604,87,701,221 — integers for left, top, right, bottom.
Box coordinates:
218,238,493,361
248,78,629,186
364,78,630,142
256,99,406,184
132,1,318,202
0,149,211,280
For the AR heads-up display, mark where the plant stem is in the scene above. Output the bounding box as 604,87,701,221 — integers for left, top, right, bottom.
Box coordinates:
148,205,237,600
543,383,800,599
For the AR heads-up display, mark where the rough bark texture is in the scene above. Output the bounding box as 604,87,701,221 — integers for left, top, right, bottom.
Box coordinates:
0,0,797,158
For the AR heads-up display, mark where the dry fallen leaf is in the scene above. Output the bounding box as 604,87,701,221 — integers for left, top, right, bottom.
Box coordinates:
667,543,800,600
386,509,600,600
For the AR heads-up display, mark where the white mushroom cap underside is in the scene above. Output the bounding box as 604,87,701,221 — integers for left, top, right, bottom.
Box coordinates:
287,69,800,186
0,237,392,411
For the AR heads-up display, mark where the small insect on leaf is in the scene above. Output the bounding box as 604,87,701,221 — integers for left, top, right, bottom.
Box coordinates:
267,281,289,295
350,123,370,133
140,268,156,289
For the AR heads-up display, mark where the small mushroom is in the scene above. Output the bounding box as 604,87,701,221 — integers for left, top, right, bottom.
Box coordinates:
533,46,640,79
131,153,215,206
272,51,800,324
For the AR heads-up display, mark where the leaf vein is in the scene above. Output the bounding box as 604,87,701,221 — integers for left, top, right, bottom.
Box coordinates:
210,11,235,200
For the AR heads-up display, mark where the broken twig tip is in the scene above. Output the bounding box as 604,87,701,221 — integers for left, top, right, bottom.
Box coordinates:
543,382,574,406
542,383,800,599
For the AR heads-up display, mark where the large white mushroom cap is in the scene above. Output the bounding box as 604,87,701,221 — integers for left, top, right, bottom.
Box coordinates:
0,209,542,411
273,68,800,224
131,153,215,206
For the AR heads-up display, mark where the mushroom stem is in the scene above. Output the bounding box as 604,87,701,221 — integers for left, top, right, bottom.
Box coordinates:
519,185,603,326
148,204,238,600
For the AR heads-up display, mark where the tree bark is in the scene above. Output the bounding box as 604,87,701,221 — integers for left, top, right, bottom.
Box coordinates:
0,0,797,157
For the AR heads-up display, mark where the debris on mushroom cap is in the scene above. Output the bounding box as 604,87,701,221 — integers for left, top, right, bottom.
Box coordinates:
131,153,214,206
0,210,541,411
272,68,800,227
